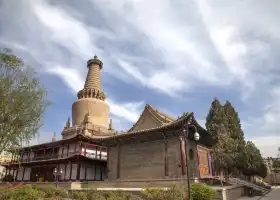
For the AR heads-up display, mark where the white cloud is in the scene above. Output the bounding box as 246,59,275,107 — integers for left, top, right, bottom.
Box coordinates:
47,66,84,93
249,135,280,158
32,0,97,60
47,65,143,124
1,0,280,157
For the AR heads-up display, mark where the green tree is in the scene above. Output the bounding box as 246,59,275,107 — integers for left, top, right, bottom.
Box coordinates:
223,101,247,172
273,160,280,168
211,125,235,174
206,98,235,175
239,141,266,177
0,48,48,154
223,101,244,141
206,98,225,142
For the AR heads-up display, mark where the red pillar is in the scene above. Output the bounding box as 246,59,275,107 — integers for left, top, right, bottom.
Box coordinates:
84,143,87,156
179,136,187,176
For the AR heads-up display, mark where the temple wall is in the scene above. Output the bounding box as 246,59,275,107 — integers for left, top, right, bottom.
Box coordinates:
185,140,200,178
108,147,118,180
108,137,199,180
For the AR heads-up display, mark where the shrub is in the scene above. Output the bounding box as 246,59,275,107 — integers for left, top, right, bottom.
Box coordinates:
190,183,217,200
141,185,188,200
0,184,44,200
36,185,69,199
70,190,132,200
2,174,14,182
105,190,133,200
71,191,89,200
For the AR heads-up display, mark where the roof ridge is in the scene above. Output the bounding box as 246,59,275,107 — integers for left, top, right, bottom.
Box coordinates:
111,112,193,138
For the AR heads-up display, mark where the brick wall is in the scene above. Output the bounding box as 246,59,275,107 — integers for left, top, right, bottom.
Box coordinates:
225,186,244,200
107,136,204,180
119,140,165,179
214,186,245,200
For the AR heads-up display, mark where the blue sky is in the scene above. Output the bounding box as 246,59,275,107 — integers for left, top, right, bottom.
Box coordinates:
0,0,280,157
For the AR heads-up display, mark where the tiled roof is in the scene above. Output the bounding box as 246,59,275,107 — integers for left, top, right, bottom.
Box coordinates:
128,104,178,132
100,112,193,141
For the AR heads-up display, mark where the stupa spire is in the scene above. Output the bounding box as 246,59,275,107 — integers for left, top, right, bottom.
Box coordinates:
72,55,110,129
77,55,106,101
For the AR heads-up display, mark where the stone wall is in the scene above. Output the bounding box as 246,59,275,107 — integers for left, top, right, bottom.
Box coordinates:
264,173,280,185
214,186,244,200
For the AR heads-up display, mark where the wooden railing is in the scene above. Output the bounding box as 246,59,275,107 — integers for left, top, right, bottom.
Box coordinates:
16,151,107,163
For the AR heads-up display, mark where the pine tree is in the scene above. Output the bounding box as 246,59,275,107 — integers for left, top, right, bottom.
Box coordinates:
211,124,235,173
223,101,244,141
206,98,234,175
206,98,225,142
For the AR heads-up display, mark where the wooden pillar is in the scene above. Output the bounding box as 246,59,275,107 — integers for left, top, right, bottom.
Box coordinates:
85,164,87,181
52,147,54,157
117,145,121,179
63,164,67,181
95,146,97,159
164,140,168,177
196,148,201,178
20,151,24,162
66,145,70,157
100,164,103,180
3,168,7,182
22,167,25,181
69,162,72,181
94,163,96,180
61,145,64,158
74,143,77,154
84,143,87,156
207,151,213,177
12,170,15,181
79,142,82,155
179,136,187,176
76,163,81,181
15,169,18,182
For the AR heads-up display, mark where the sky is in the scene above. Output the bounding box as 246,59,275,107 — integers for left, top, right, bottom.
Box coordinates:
0,0,280,158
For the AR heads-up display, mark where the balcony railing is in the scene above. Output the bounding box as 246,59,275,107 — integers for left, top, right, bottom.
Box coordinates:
16,151,107,163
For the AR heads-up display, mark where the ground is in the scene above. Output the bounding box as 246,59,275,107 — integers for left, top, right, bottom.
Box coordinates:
237,188,280,200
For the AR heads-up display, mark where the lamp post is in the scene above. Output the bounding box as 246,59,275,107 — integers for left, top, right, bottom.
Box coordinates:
182,123,200,200
53,168,63,188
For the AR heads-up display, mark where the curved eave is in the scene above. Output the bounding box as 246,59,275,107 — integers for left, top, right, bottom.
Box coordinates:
12,134,101,152
100,113,194,146
100,113,214,147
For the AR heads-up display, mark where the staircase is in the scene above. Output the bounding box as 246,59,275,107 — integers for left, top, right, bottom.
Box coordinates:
228,177,270,195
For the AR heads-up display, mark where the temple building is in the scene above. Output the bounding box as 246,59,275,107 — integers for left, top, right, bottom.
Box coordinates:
100,106,213,181
2,56,214,183
2,55,115,182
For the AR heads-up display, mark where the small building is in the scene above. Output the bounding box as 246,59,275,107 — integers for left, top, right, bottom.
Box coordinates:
100,105,214,181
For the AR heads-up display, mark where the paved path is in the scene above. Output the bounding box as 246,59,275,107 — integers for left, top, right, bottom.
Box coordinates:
237,188,280,200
